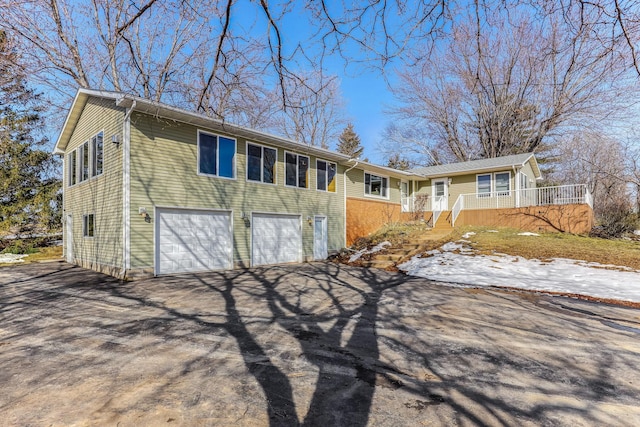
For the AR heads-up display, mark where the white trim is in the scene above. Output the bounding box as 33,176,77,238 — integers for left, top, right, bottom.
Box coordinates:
475,171,511,198
65,214,73,263
476,173,492,197
90,130,105,178
284,151,311,190
122,106,132,273
494,171,511,196
154,206,234,276
245,140,277,185
315,158,338,193
363,171,390,200
197,129,237,180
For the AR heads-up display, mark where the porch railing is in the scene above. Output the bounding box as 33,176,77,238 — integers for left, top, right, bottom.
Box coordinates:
451,184,592,226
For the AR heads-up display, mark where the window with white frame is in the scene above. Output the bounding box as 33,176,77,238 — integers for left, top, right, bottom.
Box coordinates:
68,150,77,186
79,141,89,182
285,152,309,188
83,214,95,237
365,172,388,198
477,174,491,197
316,160,337,192
91,132,103,177
495,172,510,196
247,142,276,184
198,131,236,178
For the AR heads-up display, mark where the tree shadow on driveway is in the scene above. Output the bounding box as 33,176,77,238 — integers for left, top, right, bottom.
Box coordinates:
1,261,640,426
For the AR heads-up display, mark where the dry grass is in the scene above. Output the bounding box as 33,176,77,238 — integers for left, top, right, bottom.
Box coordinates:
455,227,640,270
0,246,62,267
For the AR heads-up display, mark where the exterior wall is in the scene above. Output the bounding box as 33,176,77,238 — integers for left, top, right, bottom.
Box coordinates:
128,113,345,270
345,167,403,204
521,160,537,187
63,97,124,272
456,204,594,234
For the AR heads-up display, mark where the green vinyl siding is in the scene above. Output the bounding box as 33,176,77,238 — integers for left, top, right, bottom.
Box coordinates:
345,167,402,204
128,113,345,269
63,97,124,269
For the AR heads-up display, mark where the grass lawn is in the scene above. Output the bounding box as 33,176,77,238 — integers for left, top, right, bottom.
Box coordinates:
363,223,640,271
453,227,640,270
0,246,63,267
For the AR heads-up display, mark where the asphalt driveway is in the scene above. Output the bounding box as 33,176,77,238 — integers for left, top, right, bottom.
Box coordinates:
1,261,640,426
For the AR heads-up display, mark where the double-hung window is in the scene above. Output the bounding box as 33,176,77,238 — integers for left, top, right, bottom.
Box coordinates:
198,131,236,179
316,160,337,192
364,172,388,198
495,172,510,196
285,152,309,188
477,174,491,197
83,214,95,237
247,143,276,184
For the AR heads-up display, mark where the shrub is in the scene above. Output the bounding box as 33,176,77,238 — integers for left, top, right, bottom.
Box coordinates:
591,209,638,239
1,240,38,255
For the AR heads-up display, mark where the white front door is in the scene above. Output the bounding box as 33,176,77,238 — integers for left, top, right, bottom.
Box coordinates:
252,213,302,266
313,216,328,260
432,178,448,211
65,214,73,263
156,208,233,275
400,181,410,212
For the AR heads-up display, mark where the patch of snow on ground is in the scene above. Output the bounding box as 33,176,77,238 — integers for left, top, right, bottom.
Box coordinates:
517,232,539,236
0,253,28,263
349,241,391,263
634,230,640,236
486,230,499,233
462,232,476,239
399,241,640,303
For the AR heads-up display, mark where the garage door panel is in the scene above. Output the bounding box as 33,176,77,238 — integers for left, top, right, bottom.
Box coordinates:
157,209,232,275
252,214,301,266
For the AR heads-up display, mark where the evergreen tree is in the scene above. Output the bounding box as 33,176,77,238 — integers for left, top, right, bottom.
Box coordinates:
0,31,61,236
336,123,365,159
387,153,411,171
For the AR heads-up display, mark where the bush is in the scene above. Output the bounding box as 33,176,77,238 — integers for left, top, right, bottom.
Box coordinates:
591,210,638,239
1,240,38,255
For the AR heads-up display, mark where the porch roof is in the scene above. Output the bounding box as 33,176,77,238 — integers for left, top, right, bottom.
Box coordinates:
410,153,542,179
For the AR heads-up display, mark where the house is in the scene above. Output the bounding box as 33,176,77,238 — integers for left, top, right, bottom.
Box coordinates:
55,89,593,278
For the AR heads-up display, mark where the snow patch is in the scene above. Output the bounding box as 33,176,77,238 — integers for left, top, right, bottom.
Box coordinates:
517,232,539,236
349,241,391,263
0,253,28,264
399,242,640,303
486,230,499,233
634,230,640,236
462,232,476,239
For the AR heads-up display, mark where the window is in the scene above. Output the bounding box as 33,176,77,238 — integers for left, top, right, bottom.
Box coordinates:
247,143,276,184
365,172,388,198
285,152,309,188
495,172,510,196
79,141,89,182
68,151,77,186
91,132,103,177
477,174,491,197
519,172,528,190
83,214,95,237
316,160,337,192
198,131,236,178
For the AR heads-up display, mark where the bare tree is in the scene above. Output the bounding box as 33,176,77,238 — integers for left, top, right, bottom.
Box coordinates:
272,72,347,148
386,6,639,165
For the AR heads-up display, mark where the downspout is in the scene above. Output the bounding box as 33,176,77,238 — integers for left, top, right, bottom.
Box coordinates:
122,100,136,277
343,159,359,248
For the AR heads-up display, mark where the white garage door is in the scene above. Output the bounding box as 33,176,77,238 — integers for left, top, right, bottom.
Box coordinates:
156,208,232,275
252,213,302,266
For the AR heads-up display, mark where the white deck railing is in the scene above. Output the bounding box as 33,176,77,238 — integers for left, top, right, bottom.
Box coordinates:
451,184,592,226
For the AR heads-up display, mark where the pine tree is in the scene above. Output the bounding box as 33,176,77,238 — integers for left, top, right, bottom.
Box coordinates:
0,31,61,236
387,153,411,171
336,123,365,159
